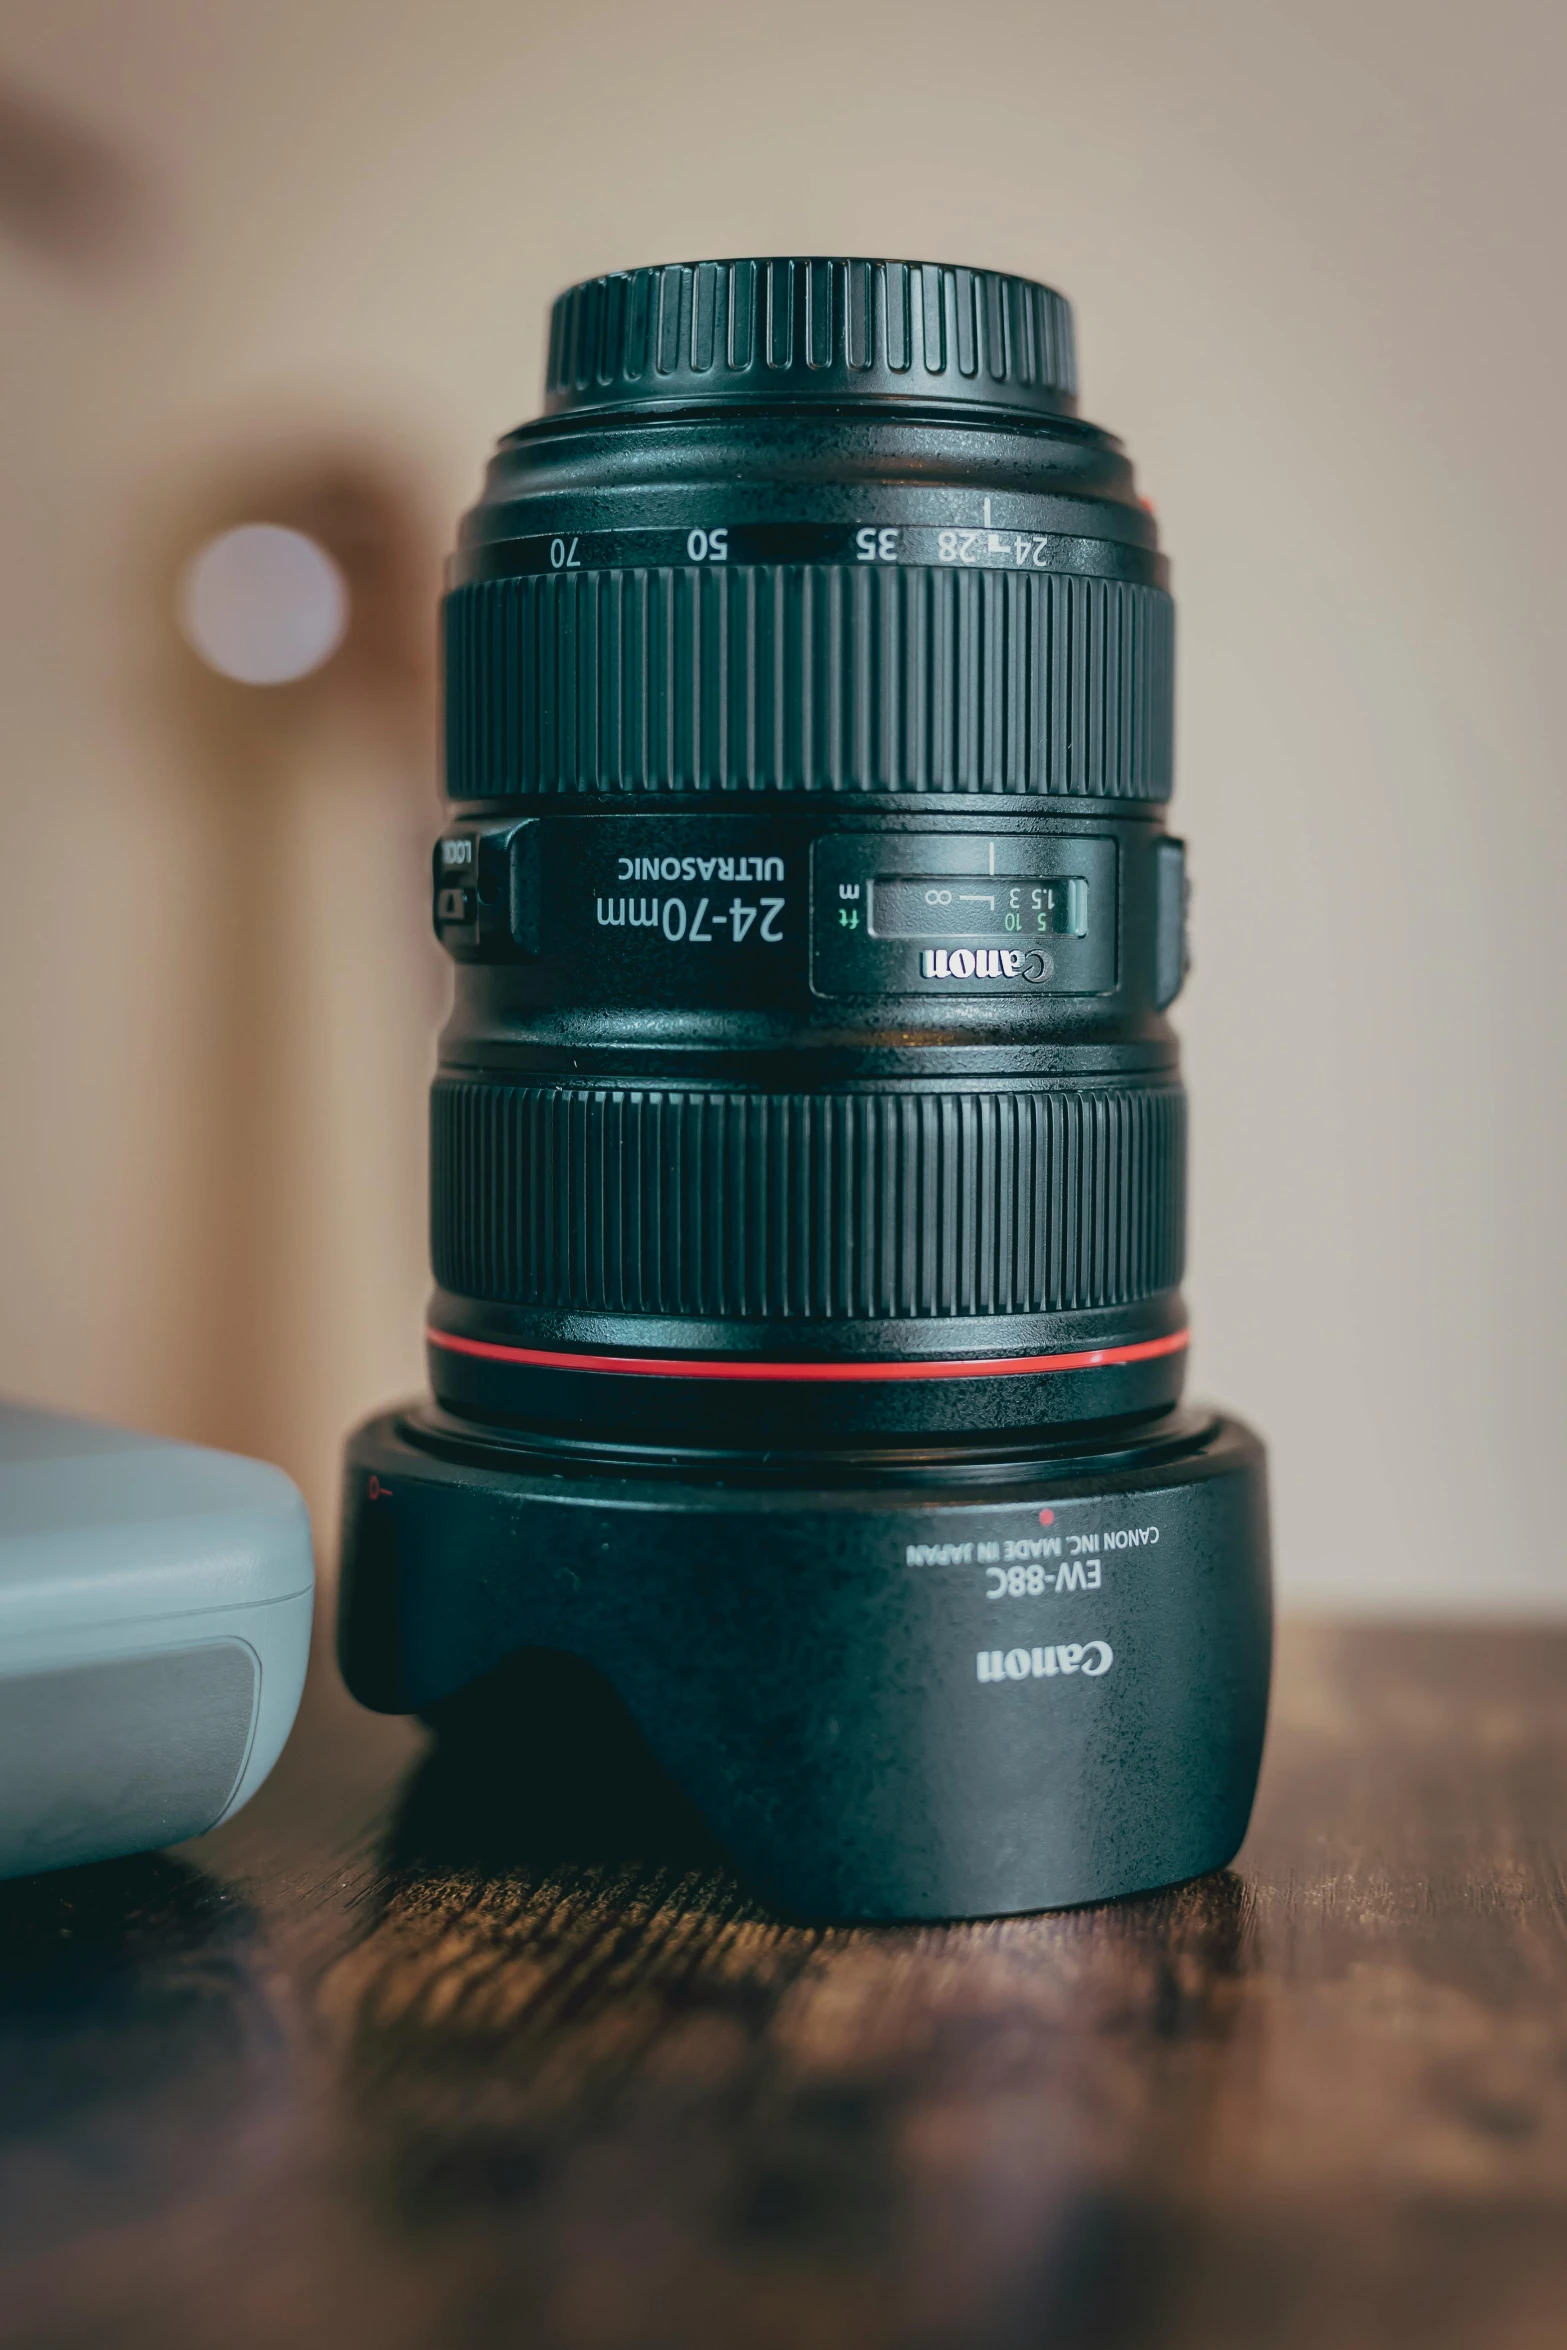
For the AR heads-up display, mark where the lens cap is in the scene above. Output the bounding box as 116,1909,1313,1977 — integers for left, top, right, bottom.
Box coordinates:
544,257,1077,421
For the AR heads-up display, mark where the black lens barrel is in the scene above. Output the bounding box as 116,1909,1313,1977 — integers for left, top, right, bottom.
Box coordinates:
430,259,1188,1445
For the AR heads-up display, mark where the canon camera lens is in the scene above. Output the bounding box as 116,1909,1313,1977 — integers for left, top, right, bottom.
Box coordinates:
341,259,1272,1921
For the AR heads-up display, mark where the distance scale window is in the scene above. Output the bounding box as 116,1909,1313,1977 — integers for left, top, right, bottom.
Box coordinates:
811,835,1117,997
871,876,1088,943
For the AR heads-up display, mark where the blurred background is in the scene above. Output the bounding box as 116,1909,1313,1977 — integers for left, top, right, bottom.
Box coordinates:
0,0,1562,1609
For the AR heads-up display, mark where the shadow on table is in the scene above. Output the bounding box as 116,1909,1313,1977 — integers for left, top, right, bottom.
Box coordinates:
379,1647,1260,1984
383,1647,736,1888
0,1852,282,2263
327,1654,1257,2348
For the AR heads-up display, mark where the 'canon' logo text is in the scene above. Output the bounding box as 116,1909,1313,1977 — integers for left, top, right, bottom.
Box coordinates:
921,947,1055,983
976,1641,1113,1684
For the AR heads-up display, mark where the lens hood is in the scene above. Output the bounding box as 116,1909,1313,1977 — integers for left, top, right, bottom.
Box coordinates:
341,1405,1269,1921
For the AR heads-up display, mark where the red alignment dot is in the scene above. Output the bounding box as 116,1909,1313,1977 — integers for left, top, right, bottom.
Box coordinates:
1038,1508,1055,1526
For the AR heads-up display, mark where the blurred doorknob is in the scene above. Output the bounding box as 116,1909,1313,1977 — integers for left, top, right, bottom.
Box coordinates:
152,445,442,1532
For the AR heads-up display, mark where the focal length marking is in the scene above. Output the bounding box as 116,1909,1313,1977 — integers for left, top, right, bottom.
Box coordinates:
595,893,785,943
458,511,1156,583
594,848,788,945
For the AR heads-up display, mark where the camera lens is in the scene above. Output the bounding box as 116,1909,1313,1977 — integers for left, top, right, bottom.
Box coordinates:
428,257,1187,1450
341,260,1271,1922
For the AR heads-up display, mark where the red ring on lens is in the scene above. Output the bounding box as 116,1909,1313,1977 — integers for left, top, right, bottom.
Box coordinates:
426,1328,1188,1382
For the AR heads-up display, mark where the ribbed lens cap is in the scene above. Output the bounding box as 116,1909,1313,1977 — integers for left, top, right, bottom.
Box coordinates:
545,258,1077,421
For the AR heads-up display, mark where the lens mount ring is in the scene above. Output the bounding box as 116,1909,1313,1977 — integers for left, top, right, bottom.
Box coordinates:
545,259,1077,423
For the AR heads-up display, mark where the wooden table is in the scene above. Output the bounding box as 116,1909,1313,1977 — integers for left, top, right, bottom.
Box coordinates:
2,1622,1564,2349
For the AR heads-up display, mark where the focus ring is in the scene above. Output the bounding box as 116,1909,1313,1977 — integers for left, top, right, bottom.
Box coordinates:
431,1079,1185,1321
444,566,1173,801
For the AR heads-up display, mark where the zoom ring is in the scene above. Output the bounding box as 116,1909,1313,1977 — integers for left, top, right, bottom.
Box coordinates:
431,1079,1186,1321
443,565,1173,801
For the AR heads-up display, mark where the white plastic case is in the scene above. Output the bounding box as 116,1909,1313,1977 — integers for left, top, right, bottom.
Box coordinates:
0,1402,314,1879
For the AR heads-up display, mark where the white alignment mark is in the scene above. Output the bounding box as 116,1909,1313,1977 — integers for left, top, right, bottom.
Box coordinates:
983,497,992,526
988,839,995,875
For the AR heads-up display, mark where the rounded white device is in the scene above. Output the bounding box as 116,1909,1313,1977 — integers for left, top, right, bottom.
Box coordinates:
0,1402,314,1879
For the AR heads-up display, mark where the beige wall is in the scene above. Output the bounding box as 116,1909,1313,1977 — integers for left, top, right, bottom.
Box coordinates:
1,0,1563,1603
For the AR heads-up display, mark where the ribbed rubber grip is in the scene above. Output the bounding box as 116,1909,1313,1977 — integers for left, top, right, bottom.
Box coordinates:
431,1080,1185,1321
444,566,1173,801
546,259,1075,419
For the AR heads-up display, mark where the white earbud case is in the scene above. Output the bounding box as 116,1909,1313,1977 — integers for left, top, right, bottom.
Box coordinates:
0,1402,314,1879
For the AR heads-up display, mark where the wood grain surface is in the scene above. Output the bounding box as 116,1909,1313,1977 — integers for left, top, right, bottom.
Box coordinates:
1,1621,1564,2350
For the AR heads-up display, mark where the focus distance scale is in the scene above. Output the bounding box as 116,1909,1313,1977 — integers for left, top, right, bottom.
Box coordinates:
340,257,1272,1921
